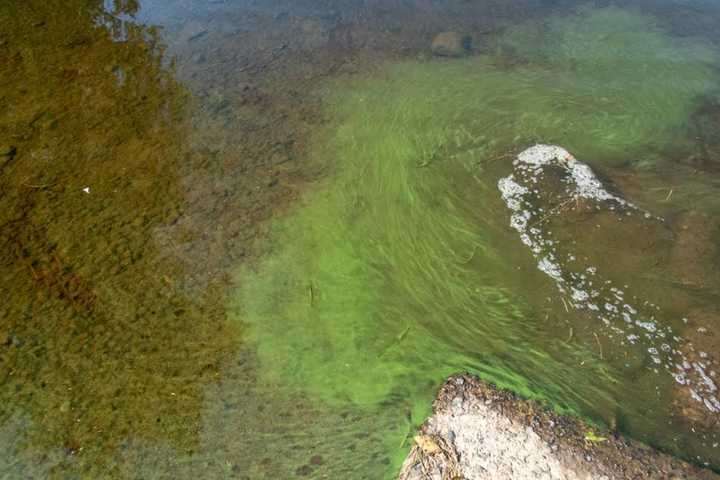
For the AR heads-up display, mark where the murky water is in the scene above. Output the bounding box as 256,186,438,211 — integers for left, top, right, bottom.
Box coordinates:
2,0,720,478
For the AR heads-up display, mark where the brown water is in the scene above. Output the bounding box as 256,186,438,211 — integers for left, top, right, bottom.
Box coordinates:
2,0,720,478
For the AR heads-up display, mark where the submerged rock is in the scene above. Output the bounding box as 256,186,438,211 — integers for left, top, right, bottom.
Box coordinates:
398,374,720,480
431,32,471,57
498,145,720,417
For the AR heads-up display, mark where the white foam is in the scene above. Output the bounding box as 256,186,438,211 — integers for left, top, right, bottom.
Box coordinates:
497,144,719,415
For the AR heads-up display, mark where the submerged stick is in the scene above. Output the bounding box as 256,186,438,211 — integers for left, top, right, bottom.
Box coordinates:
378,324,411,359
397,324,411,342
529,197,575,229
23,182,56,189
593,332,604,360
399,418,412,448
560,297,570,313
416,152,438,168
486,152,515,164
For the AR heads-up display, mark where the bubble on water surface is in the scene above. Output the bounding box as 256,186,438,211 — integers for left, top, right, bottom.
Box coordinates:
498,144,720,414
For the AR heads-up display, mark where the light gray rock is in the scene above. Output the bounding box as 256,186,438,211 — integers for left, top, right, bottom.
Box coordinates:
398,374,720,480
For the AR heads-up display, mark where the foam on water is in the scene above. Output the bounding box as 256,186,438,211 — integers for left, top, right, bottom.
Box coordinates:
498,144,720,414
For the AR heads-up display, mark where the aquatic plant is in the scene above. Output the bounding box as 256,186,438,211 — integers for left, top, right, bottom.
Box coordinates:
494,5,719,163
231,6,720,477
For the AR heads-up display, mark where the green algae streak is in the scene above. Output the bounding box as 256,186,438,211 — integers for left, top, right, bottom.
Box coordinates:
232,7,720,478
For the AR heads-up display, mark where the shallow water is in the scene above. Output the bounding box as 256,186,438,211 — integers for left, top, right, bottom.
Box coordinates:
2,0,720,478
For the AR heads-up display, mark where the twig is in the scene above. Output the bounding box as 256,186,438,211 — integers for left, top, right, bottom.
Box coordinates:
486,152,515,163
593,332,603,360
23,182,56,189
416,152,438,168
397,325,410,342
664,189,673,201
378,324,411,359
566,327,574,343
399,423,411,448
529,197,576,228
560,297,570,313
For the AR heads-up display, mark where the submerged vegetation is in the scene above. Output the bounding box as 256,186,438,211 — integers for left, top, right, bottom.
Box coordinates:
233,6,720,476
2,0,720,477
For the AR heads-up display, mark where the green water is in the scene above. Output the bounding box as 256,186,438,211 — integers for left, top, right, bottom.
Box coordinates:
3,0,720,478
234,6,720,477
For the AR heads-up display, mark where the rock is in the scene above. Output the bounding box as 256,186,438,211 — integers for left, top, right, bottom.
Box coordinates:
398,374,720,480
431,32,471,57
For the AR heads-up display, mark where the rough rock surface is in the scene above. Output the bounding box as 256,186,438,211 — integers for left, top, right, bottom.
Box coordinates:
398,374,720,480
431,31,471,57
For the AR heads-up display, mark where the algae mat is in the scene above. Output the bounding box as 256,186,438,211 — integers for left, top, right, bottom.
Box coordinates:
232,7,720,477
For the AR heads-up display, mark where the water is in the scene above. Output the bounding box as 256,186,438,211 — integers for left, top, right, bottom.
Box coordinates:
2,0,720,478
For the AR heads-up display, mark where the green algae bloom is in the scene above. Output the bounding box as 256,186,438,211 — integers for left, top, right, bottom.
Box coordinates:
231,6,720,477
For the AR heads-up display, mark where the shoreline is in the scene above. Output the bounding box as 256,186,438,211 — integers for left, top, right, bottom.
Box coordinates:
398,374,719,480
